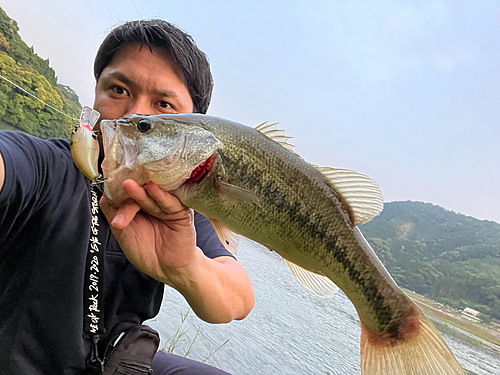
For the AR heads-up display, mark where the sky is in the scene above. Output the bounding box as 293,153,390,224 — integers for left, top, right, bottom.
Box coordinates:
2,0,500,223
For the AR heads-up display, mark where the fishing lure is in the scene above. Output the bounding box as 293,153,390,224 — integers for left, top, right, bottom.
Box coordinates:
70,106,101,181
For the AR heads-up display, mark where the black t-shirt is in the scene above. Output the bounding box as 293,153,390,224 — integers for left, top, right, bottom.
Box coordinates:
0,131,232,374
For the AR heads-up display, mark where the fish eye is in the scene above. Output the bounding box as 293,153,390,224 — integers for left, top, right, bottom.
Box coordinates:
137,119,152,132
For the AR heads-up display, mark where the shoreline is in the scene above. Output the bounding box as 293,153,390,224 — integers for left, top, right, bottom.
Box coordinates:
404,289,500,348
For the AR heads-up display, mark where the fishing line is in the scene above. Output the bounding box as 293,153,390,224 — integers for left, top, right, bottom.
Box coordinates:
0,73,78,121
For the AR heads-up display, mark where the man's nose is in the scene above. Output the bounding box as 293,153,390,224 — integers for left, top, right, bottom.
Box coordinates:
126,98,153,116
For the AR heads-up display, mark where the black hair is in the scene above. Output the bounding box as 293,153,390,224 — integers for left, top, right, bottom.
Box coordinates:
94,19,213,114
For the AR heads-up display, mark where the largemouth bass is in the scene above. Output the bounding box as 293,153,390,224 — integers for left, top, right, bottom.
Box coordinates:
93,113,465,374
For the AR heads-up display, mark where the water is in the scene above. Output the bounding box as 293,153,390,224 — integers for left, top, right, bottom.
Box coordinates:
148,238,500,374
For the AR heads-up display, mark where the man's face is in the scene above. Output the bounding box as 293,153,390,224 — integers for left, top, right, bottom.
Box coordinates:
93,43,194,126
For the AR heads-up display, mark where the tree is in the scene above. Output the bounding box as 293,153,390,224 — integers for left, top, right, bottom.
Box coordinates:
0,7,81,138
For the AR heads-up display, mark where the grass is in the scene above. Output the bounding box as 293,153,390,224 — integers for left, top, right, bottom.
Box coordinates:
162,309,230,363
162,310,193,355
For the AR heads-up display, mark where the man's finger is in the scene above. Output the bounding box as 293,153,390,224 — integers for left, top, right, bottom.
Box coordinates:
118,179,190,223
100,195,141,229
122,179,164,216
144,182,187,218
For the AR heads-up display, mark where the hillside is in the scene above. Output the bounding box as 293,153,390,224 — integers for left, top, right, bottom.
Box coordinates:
360,201,500,321
0,7,81,138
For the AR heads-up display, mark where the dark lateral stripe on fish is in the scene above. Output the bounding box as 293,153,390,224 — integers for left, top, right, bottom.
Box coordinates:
221,152,396,332
100,114,466,374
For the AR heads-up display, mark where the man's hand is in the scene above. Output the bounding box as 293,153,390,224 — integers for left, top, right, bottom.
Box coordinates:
99,179,255,323
100,179,199,281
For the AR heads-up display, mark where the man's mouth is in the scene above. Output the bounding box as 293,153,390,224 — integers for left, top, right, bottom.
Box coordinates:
183,155,213,185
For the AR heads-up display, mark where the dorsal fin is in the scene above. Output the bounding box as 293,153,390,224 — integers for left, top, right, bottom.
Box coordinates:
283,258,339,296
316,167,384,225
255,122,296,152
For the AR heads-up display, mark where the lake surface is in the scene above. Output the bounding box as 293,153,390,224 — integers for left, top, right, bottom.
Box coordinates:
148,238,500,375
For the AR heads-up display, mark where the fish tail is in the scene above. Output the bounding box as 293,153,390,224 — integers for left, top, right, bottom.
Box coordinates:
360,312,465,374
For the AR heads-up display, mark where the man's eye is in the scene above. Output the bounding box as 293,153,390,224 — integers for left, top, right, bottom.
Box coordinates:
112,86,127,95
159,101,172,109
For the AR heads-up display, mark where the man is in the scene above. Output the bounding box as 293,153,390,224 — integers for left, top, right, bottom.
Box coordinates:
0,19,254,374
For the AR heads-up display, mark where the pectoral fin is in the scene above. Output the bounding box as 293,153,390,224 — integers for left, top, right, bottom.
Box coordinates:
209,218,240,255
215,179,261,206
283,258,339,296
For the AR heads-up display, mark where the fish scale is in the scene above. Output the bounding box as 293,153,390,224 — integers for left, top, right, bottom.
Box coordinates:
96,113,466,374
198,123,407,333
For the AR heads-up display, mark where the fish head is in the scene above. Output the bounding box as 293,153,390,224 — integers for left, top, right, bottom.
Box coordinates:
100,113,222,206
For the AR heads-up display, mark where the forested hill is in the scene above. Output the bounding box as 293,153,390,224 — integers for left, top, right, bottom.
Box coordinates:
360,201,500,321
0,7,81,138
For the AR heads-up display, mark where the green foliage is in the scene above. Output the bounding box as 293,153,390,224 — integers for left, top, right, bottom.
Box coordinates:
0,7,81,138
360,201,500,319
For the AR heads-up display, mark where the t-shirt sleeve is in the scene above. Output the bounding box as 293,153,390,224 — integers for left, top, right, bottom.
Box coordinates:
0,131,39,211
194,211,235,260
0,131,74,243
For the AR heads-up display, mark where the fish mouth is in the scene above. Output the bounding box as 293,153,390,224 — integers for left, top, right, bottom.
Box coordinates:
182,155,213,185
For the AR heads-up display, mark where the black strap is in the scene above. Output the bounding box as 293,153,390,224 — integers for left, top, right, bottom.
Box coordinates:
83,184,108,371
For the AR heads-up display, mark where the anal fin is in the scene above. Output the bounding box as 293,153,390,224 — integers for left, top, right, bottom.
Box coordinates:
283,258,339,296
